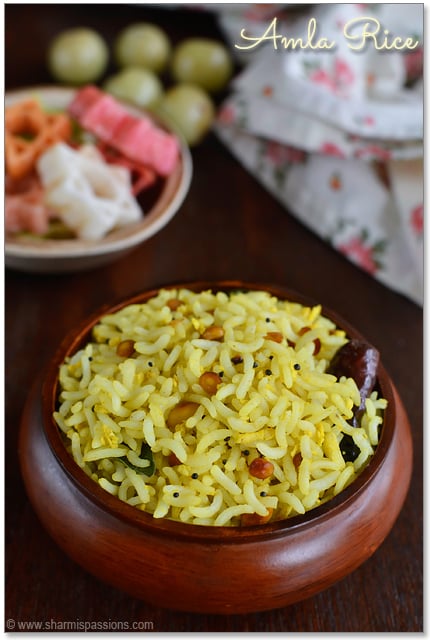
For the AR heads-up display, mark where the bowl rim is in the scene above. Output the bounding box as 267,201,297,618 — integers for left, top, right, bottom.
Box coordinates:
5,86,193,260
41,280,396,542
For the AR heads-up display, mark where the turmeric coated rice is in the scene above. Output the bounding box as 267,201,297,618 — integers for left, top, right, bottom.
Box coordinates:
54,288,386,526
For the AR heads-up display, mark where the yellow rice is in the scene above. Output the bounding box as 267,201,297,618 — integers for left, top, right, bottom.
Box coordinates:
54,288,386,526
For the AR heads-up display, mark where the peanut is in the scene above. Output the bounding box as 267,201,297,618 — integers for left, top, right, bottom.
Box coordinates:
199,371,222,395
293,452,302,470
116,339,135,358
167,298,182,311
241,508,274,526
168,452,181,466
265,331,283,343
249,457,274,479
167,401,199,429
201,325,224,341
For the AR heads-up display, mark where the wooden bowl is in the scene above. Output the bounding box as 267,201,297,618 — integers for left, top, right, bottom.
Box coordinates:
18,281,413,614
5,87,192,274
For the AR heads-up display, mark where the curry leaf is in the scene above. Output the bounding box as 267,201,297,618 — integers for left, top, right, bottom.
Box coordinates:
119,442,155,476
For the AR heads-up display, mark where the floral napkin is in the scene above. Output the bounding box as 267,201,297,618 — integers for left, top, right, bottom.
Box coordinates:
213,3,424,305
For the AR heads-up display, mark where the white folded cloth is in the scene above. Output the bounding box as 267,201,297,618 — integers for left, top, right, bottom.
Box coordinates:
214,3,423,305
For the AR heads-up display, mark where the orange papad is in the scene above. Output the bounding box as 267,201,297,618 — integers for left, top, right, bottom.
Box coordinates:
5,99,71,180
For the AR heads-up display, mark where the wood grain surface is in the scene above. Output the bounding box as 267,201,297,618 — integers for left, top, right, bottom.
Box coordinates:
5,4,423,633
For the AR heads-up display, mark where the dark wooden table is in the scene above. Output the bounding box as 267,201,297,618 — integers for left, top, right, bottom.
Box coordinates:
5,4,423,633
